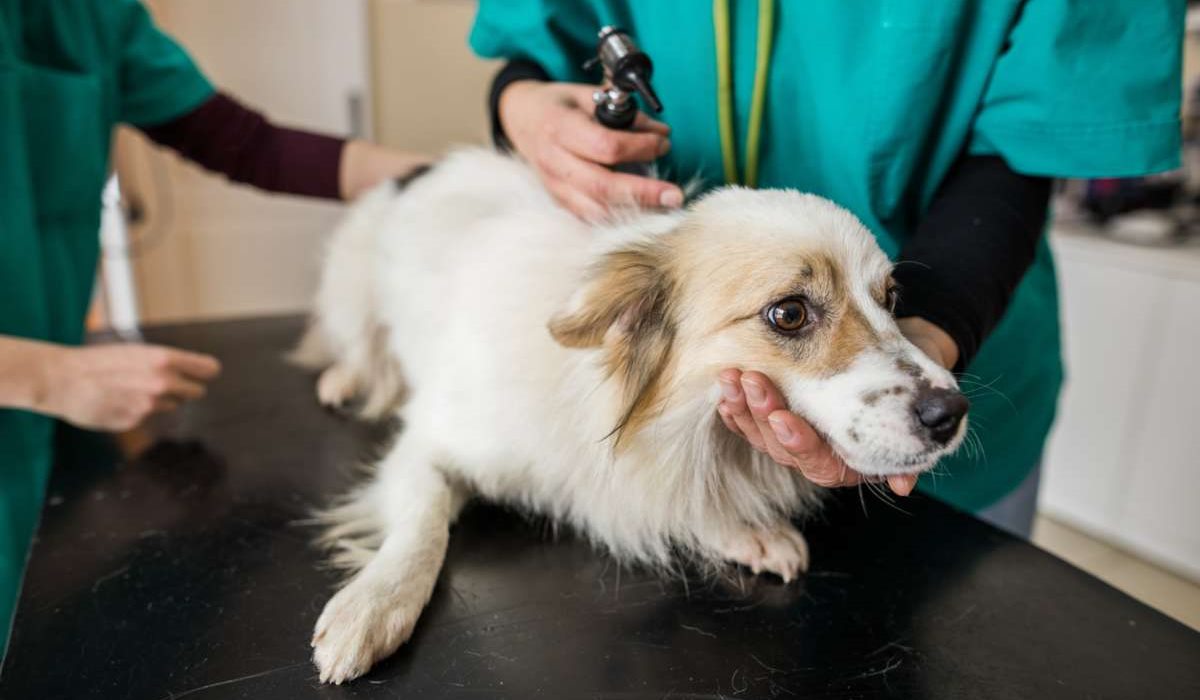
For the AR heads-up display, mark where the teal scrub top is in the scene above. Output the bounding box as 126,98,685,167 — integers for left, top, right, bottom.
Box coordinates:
0,0,213,649
470,1,1183,511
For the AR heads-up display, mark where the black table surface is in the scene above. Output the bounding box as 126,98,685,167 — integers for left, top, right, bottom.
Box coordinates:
2,315,1197,699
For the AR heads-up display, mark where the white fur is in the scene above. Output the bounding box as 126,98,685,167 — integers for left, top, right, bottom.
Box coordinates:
302,149,963,683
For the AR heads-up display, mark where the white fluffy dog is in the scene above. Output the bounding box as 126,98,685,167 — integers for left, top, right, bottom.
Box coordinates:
297,149,967,683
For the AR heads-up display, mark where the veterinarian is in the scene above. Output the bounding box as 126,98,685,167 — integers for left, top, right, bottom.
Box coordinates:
471,1,1182,535
0,0,427,648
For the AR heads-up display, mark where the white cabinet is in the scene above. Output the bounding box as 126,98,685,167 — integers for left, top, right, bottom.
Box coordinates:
1042,223,1200,582
1120,280,1200,576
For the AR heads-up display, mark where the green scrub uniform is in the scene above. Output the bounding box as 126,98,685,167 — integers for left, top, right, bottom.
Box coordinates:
470,0,1182,511
0,0,212,645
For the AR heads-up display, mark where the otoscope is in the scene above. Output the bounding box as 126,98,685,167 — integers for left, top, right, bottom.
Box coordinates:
584,26,663,130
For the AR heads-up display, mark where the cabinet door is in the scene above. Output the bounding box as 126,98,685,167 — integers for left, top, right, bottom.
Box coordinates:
1040,248,1169,539
1119,279,1200,580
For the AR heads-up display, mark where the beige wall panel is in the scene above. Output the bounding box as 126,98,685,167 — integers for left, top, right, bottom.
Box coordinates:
369,0,498,152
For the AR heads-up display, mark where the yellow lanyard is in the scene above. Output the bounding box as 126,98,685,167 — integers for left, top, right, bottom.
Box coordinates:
713,0,775,188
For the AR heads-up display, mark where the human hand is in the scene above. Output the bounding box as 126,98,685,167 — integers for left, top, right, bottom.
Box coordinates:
498,80,684,220
715,318,958,496
895,316,958,372
38,343,221,431
339,140,433,201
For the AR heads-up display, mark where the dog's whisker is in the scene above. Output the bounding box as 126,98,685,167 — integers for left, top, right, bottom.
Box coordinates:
957,377,1016,413
864,480,911,516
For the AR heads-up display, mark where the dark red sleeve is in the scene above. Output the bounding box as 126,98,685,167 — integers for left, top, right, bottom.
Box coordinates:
137,92,346,200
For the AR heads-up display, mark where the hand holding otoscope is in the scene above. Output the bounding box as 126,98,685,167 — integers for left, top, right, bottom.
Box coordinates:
496,27,683,220
586,26,664,130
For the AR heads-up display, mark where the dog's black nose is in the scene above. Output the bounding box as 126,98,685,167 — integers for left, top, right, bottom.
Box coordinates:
914,388,969,445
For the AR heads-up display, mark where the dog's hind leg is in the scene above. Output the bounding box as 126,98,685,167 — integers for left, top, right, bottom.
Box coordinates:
313,323,405,417
355,324,406,419
289,320,335,370
312,439,466,684
302,181,407,415
316,361,359,409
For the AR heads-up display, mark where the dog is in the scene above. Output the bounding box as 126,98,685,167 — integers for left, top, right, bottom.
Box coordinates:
296,148,968,683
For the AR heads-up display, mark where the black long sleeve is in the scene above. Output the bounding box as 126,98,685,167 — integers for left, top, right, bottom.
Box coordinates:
892,154,1052,372
487,59,551,151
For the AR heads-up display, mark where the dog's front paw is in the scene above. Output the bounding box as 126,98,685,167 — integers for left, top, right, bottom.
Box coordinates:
716,523,809,583
312,578,422,684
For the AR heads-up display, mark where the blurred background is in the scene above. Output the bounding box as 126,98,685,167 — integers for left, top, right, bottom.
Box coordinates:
100,0,496,325
93,0,1198,629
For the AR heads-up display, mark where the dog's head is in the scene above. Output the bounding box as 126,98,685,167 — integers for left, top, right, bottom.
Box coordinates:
550,188,967,477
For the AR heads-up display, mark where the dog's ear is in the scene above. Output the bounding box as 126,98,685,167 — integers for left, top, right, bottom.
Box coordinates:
549,243,676,443
549,244,672,349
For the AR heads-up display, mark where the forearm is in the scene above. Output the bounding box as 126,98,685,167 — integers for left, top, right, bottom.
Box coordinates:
0,336,59,413
893,154,1052,371
139,92,345,200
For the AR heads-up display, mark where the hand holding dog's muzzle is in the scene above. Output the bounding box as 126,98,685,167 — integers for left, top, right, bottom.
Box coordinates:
716,319,959,496
717,369,919,496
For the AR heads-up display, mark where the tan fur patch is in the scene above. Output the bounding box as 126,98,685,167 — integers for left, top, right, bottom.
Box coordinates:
655,226,889,390
548,244,677,446
549,246,665,348
822,305,878,374
608,317,675,444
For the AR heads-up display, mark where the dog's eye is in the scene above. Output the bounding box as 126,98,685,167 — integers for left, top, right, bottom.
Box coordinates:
885,286,899,314
766,299,809,333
